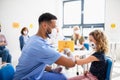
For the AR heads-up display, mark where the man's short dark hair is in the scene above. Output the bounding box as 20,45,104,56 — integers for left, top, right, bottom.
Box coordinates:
38,13,57,25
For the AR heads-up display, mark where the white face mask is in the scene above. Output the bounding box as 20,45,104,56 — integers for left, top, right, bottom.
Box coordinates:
46,28,55,38
23,31,28,35
51,28,57,37
74,30,80,34
89,42,96,49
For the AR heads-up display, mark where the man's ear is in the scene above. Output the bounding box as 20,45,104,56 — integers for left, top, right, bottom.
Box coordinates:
41,22,47,29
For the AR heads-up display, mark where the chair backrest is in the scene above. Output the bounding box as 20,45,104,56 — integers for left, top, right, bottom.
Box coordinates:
0,63,15,80
105,56,113,80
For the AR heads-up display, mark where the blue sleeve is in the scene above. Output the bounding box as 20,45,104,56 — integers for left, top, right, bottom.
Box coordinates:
19,36,24,50
39,45,61,65
27,43,61,65
21,36,62,65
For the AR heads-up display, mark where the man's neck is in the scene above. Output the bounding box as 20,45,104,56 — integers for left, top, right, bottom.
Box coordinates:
36,29,47,39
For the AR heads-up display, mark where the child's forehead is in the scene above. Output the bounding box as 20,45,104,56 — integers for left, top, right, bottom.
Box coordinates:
89,35,95,41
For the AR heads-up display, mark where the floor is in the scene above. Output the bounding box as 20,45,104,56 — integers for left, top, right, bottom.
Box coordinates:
112,61,120,80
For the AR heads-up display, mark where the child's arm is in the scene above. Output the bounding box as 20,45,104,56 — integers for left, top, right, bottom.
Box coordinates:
75,55,99,65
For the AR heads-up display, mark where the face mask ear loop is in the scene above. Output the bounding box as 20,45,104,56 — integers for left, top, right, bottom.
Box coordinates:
46,32,50,38
89,42,96,49
46,23,51,38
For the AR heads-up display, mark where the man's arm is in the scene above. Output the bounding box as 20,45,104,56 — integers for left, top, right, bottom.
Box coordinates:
55,56,75,68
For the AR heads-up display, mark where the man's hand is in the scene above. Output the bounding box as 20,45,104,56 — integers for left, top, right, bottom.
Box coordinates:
51,66,62,73
45,66,52,72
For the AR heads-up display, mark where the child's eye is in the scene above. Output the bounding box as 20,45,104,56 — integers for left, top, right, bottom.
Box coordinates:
89,40,92,42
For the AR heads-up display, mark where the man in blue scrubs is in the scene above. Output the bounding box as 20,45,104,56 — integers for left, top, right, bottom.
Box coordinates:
13,13,75,80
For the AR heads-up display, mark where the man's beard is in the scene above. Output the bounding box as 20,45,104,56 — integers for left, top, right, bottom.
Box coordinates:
46,29,51,38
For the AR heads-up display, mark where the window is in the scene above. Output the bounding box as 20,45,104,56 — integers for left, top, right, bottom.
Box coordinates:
62,0,105,38
64,0,81,24
84,0,105,24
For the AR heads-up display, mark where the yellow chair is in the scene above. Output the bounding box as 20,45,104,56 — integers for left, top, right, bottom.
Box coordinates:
58,40,74,52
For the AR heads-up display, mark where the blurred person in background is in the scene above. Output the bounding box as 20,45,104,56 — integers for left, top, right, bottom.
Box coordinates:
71,26,85,50
19,27,30,51
0,24,12,64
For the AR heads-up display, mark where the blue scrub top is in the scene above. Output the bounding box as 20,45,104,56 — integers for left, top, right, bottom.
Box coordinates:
13,35,61,80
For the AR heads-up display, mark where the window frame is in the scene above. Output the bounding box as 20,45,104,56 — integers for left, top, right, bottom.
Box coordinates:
62,0,105,38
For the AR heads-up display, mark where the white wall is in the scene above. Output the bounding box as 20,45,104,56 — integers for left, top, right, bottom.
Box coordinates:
105,0,120,43
1,0,120,66
105,0,120,60
0,0,62,66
